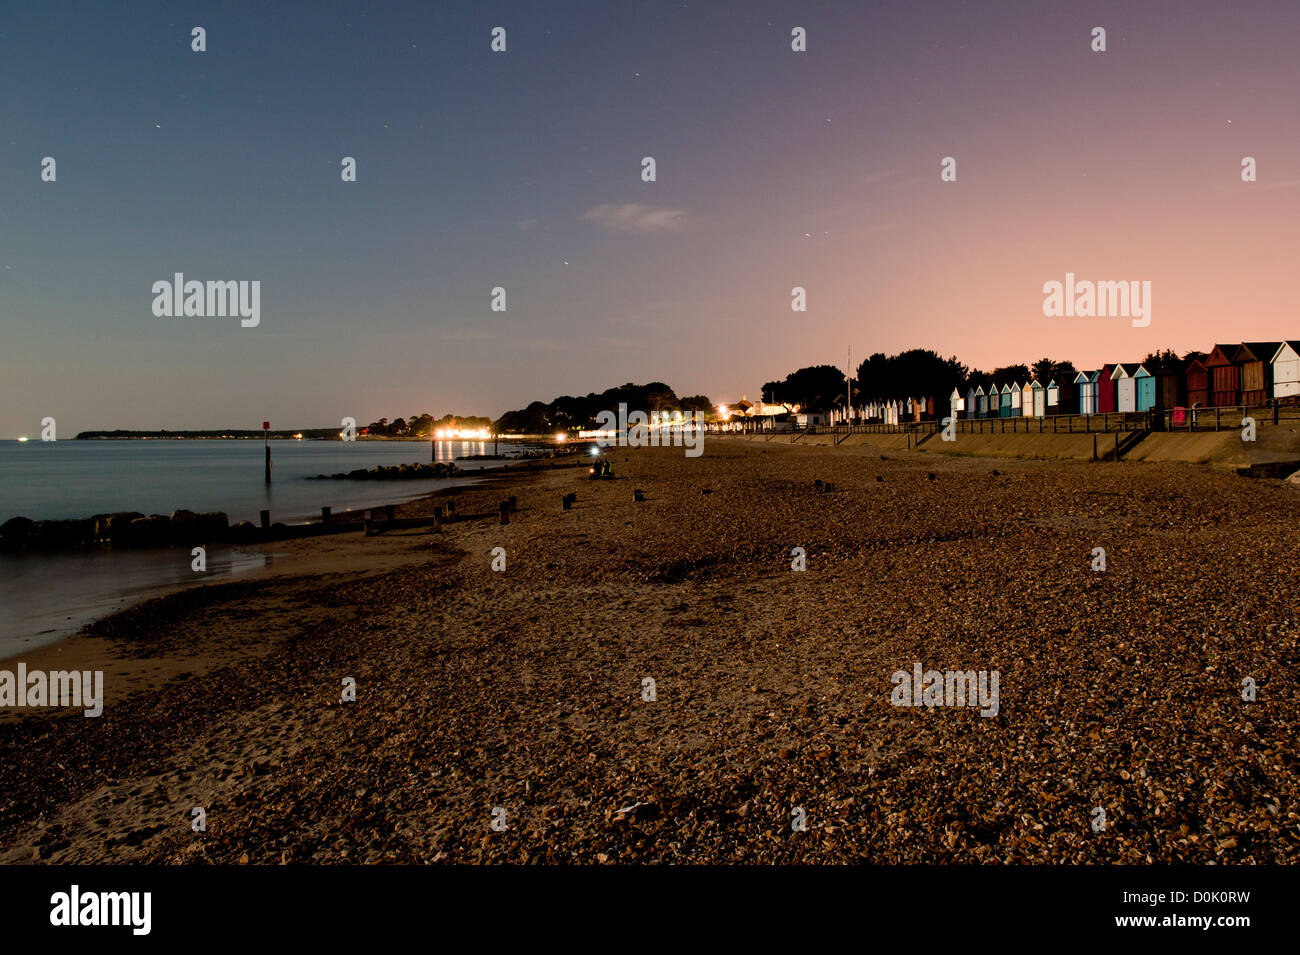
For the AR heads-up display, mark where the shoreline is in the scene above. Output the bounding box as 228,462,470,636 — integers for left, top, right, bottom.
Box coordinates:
0,459,570,666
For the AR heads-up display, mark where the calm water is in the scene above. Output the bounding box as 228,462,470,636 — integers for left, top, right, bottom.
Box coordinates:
0,438,510,524
0,438,527,655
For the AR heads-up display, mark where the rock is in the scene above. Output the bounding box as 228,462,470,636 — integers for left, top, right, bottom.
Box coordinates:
92,511,145,541
32,518,96,548
122,515,170,547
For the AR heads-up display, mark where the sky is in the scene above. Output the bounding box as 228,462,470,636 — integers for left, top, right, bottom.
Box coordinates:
3,0,1300,434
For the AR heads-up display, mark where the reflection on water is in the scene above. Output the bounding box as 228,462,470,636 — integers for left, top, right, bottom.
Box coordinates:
0,544,274,657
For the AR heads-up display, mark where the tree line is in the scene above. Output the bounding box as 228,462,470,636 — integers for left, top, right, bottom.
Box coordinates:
759,347,1210,412
494,382,712,434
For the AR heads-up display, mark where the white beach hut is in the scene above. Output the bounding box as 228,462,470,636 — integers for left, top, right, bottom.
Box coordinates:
1271,342,1300,401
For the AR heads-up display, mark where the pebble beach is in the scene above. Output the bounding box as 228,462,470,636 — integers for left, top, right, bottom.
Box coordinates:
2,439,1297,864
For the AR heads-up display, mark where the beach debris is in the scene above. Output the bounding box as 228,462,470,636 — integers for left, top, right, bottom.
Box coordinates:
634,489,645,502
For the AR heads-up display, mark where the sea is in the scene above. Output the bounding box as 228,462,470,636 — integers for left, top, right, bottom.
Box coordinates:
0,438,531,656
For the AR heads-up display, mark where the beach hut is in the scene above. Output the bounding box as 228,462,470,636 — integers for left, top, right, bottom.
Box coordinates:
1001,383,1016,417
987,385,1001,418
1019,382,1035,418
1206,344,1241,407
1113,364,1138,412
1271,342,1300,402
949,388,962,420
1236,342,1281,407
1032,380,1046,417
1097,364,1118,413
1185,357,1210,407
965,385,977,419
974,385,987,418
1074,371,1099,414
1046,378,1074,413
1134,365,1156,412
1152,369,1183,410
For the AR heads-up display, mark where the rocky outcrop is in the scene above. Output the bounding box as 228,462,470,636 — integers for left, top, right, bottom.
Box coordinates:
313,462,461,481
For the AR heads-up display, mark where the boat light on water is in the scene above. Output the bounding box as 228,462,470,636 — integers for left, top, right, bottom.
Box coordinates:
16,436,29,442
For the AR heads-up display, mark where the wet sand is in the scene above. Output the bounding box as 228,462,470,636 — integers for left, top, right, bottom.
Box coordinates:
2,440,1297,863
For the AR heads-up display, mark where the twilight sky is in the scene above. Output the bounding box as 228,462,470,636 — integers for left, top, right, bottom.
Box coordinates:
3,0,1299,433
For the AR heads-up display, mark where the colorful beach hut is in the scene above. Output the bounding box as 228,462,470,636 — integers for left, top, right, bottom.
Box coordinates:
1237,342,1281,407
974,385,987,418
1134,365,1156,412
1113,364,1138,412
949,387,963,421
1002,383,1017,417
1097,364,1118,413
1271,342,1300,402
1030,380,1046,417
965,384,977,419
1074,371,1099,414
987,384,1001,418
1185,357,1210,407
1206,344,1241,407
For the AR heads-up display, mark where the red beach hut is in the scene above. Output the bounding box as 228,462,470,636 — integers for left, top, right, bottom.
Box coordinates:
1097,363,1118,413
1206,344,1241,407
1185,357,1209,408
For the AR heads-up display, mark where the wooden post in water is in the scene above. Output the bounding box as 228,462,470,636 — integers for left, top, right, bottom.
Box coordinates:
260,509,270,529
263,420,271,483
321,506,331,524
363,509,373,536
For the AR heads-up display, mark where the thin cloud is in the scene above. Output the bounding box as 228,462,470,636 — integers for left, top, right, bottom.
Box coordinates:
583,203,689,234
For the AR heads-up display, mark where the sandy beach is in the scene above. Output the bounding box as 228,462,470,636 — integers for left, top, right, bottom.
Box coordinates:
2,440,1297,864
